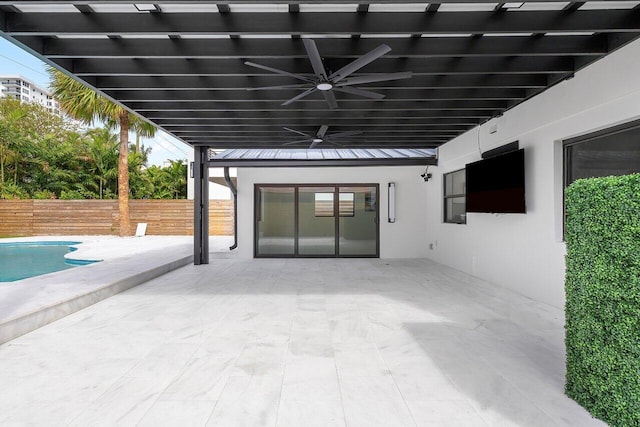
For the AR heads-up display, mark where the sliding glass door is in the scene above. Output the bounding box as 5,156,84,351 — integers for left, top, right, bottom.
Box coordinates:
256,186,295,256
254,184,379,258
298,187,336,256
338,186,378,256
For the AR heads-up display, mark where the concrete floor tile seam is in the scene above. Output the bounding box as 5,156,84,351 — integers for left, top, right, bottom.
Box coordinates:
382,354,422,427
273,311,296,427
332,359,354,427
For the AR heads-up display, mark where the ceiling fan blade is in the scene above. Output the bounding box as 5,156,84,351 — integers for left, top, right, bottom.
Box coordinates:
329,44,392,83
282,87,317,106
247,84,311,91
333,86,385,100
326,130,364,139
334,72,413,86
322,90,338,109
244,61,314,83
283,139,311,146
283,127,312,138
316,125,329,138
302,39,328,80
325,140,345,147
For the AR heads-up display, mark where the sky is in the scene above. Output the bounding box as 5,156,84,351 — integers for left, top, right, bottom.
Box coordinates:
0,36,191,166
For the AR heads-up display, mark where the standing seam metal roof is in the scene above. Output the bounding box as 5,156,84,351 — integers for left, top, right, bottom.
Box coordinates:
210,147,436,161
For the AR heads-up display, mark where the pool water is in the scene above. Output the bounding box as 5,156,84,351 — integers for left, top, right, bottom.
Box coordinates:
0,241,90,282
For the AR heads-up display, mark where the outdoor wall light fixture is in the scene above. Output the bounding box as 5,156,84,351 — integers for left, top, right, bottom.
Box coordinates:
388,182,396,223
421,166,432,182
189,162,195,178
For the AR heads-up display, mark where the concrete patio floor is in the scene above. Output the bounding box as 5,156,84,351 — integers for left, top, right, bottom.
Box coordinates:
0,256,604,426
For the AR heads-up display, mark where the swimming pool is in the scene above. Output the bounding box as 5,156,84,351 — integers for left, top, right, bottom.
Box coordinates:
0,241,96,282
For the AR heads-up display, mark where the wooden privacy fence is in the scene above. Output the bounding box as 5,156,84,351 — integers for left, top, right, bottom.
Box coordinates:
0,199,234,236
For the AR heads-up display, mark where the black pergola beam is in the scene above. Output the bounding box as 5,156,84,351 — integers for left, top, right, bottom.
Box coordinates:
59,57,574,75
4,11,639,35
156,124,480,131
153,120,480,127
142,110,490,120
169,127,468,134
14,35,608,59
103,88,527,102
122,99,509,110
138,108,495,117
159,124,479,131
177,135,463,140
85,74,550,90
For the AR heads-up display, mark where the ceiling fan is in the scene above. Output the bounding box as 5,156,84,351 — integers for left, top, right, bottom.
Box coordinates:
282,125,363,149
245,39,412,109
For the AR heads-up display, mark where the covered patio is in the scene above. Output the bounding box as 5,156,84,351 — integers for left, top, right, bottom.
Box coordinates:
2,2,639,425
0,254,603,426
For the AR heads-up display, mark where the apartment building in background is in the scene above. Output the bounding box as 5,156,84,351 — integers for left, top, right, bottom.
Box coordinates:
0,75,60,113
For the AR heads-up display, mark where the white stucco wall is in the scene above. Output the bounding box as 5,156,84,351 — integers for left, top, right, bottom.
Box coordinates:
237,166,429,259
425,38,640,308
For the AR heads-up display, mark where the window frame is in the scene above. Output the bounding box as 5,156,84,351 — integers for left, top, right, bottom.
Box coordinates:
562,118,640,232
443,168,466,224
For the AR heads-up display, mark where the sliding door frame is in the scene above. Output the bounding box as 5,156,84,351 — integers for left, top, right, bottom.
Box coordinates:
254,183,380,259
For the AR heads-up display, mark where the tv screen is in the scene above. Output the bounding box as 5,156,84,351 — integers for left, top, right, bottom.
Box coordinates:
465,148,526,214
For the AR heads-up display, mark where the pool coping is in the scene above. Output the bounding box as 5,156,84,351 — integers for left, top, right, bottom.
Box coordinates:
0,236,194,345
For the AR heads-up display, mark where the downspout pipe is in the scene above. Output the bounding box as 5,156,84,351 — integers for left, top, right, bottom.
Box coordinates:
224,166,238,250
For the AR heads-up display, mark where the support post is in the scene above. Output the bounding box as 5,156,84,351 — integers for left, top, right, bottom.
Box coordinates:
193,146,209,264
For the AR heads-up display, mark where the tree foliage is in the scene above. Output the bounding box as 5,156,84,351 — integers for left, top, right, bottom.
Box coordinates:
0,97,186,201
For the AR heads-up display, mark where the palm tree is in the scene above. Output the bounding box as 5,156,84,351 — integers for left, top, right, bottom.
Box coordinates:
86,128,119,199
48,68,156,235
165,160,188,199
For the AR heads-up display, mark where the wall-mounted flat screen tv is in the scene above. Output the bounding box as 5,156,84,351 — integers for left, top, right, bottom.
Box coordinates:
465,148,526,214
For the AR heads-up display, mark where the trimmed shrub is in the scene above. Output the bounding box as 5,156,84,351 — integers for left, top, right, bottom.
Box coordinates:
565,173,640,427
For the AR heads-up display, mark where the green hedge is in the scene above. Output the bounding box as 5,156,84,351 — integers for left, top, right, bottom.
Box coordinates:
565,173,640,427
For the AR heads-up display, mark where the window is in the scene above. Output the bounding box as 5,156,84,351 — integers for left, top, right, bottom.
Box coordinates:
444,169,466,224
314,192,334,217
564,122,640,186
339,192,355,217
563,120,640,227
